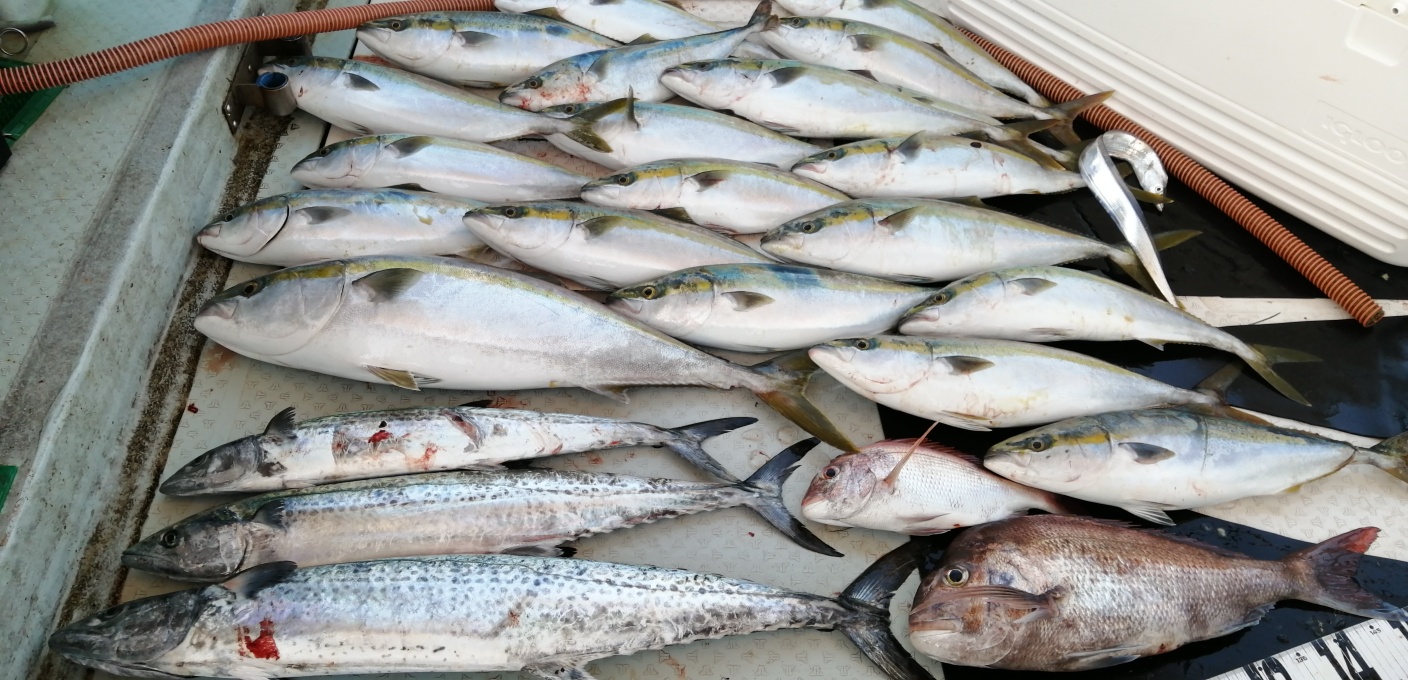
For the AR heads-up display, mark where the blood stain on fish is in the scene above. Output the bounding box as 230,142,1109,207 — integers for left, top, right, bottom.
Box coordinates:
411,443,439,470
369,430,393,445
240,618,280,660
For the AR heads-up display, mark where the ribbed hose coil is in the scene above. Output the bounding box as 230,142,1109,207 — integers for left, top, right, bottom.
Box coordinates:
960,30,1384,327
0,0,494,95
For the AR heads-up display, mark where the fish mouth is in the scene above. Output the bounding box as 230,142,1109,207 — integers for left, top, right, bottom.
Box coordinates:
497,90,531,110
983,451,1024,471
897,309,939,332
355,26,393,46
808,344,856,365
196,223,221,245
196,298,238,321
609,297,644,315
792,161,825,175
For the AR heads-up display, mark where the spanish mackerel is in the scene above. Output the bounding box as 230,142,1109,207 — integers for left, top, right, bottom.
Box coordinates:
499,2,772,111
196,189,485,266
899,266,1313,404
985,410,1408,525
192,256,856,451
581,158,848,233
494,0,779,58
462,202,772,290
357,12,620,88
289,134,591,202
51,545,935,680
608,263,933,351
808,336,1219,431
159,405,755,495
129,439,838,583
257,57,568,143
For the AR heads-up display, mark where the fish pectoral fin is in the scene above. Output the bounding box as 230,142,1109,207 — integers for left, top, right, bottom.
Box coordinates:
352,268,425,301
899,514,951,535
877,206,921,231
765,66,808,87
293,206,353,224
1120,500,1176,526
264,406,298,439
1138,338,1168,350
1213,603,1276,638
1062,645,1145,670
934,356,995,375
1119,442,1177,464
454,30,496,46
1005,277,1058,296
341,72,380,91
945,196,989,208
847,34,883,52
652,207,694,223
527,663,599,680
961,584,1064,619
849,69,876,80
222,561,298,599
249,499,287,529
366,365,441,391
758,119,801,134
687,169,731,190
577,384,631,403
723,291,776,311
578,216,626,240
386,135,434,157
506,542,575,557
624,33,658,45
935,412,992,431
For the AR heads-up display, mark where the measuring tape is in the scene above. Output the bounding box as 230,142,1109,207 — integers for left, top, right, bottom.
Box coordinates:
1209,616,1408,680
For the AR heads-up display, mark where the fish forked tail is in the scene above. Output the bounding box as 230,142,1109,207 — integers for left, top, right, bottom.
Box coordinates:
1354,430,1408,485
837,539,940,680
743,0,774,33
664,416,760,482
1041,91,1114,148
1108,229,1200,297
737,438,843,556
1232,344,1320,407
1284,527,1407,620
747,350,858,453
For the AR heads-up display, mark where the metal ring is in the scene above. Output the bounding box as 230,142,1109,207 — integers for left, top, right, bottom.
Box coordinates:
0,27,30,57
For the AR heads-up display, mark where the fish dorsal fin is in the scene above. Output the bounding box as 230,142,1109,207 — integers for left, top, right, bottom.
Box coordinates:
1006,277,1057,296
881,421,939,493
587,52,613,80
722,291,775,311
526,7,564,19
766,66,808,87
887,437,982,467
624,88,640,129
1120,442,1176,464
342,73,380,91
848,34,883,52
249,499,287,529
223,561,297,599
578,216,625,239
352,268,424,301
895,131,930,160
386,135,434,157
652,207,694,223
625,33,658,45
934,355,995,375
455,30,496,46
388,182,428,191
366,365,441,391
264,407,298,439
1144,530,1250,558
687,170,731,190
877,206,921,232
850,69,877,80
292,206,353,225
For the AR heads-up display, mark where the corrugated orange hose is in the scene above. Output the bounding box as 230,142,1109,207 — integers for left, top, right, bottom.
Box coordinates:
960,30,1384,327
0,0,494,95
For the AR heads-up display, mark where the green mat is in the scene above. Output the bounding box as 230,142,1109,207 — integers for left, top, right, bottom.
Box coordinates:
1,57,64,146
0,465,16,513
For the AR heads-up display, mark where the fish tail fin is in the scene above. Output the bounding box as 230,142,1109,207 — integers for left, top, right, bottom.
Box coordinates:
1233,344,1320,406
1284,527,1407,620
838,540,939,680
745,0,774,31
1042,91,1114,147
664,416,759,482
1035,491,1085,516
737,438,842,556
1357,431,1408,484
1109,229,1199,295
747,351,857,452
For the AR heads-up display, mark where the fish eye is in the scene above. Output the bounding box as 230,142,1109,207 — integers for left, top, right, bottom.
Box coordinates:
502,207,520,218
970,141,982,148
312,147,330,158
561,104,578,114
699,62,715,71
240,281,261,297
933,290,952,305
159,530,181,548
221,213,235,222
824,150,840,160
943,566,969,586
388,20,404,31
801,221,820,234
616,174,635,186
525,77,543,89
1029,437,1048,452
852,338,873,350
784,17,805,27
640,286,658,300
822,466,839,479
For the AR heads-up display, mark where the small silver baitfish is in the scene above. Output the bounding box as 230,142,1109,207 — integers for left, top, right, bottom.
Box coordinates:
984,410,1408,525
130,439,838,582
196,188,485,266
52,546,936,679
357,12,620,88
290,134,592,202
909,516,1405,671
159,404,756,495
257,57,569,142
609,263,933,351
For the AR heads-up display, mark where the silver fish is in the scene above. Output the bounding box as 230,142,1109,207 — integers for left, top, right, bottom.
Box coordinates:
196,189,485,266
499,2,772,111
357,12,620,88
582,157,848,233
53,547,935,680
808,336,1220,431
1080,131,1176,305
761,198,1196,284
159,405,756,495
801,438,1071,535
899,266,1312,404
985,410,1408,525
192,256,856,451
462,201,772,290
130,439,838,582
257,56,568,142
544,96,823,170
909,516,1405,671
289,134,591,202
608,263,932,351
771,0,1047,106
